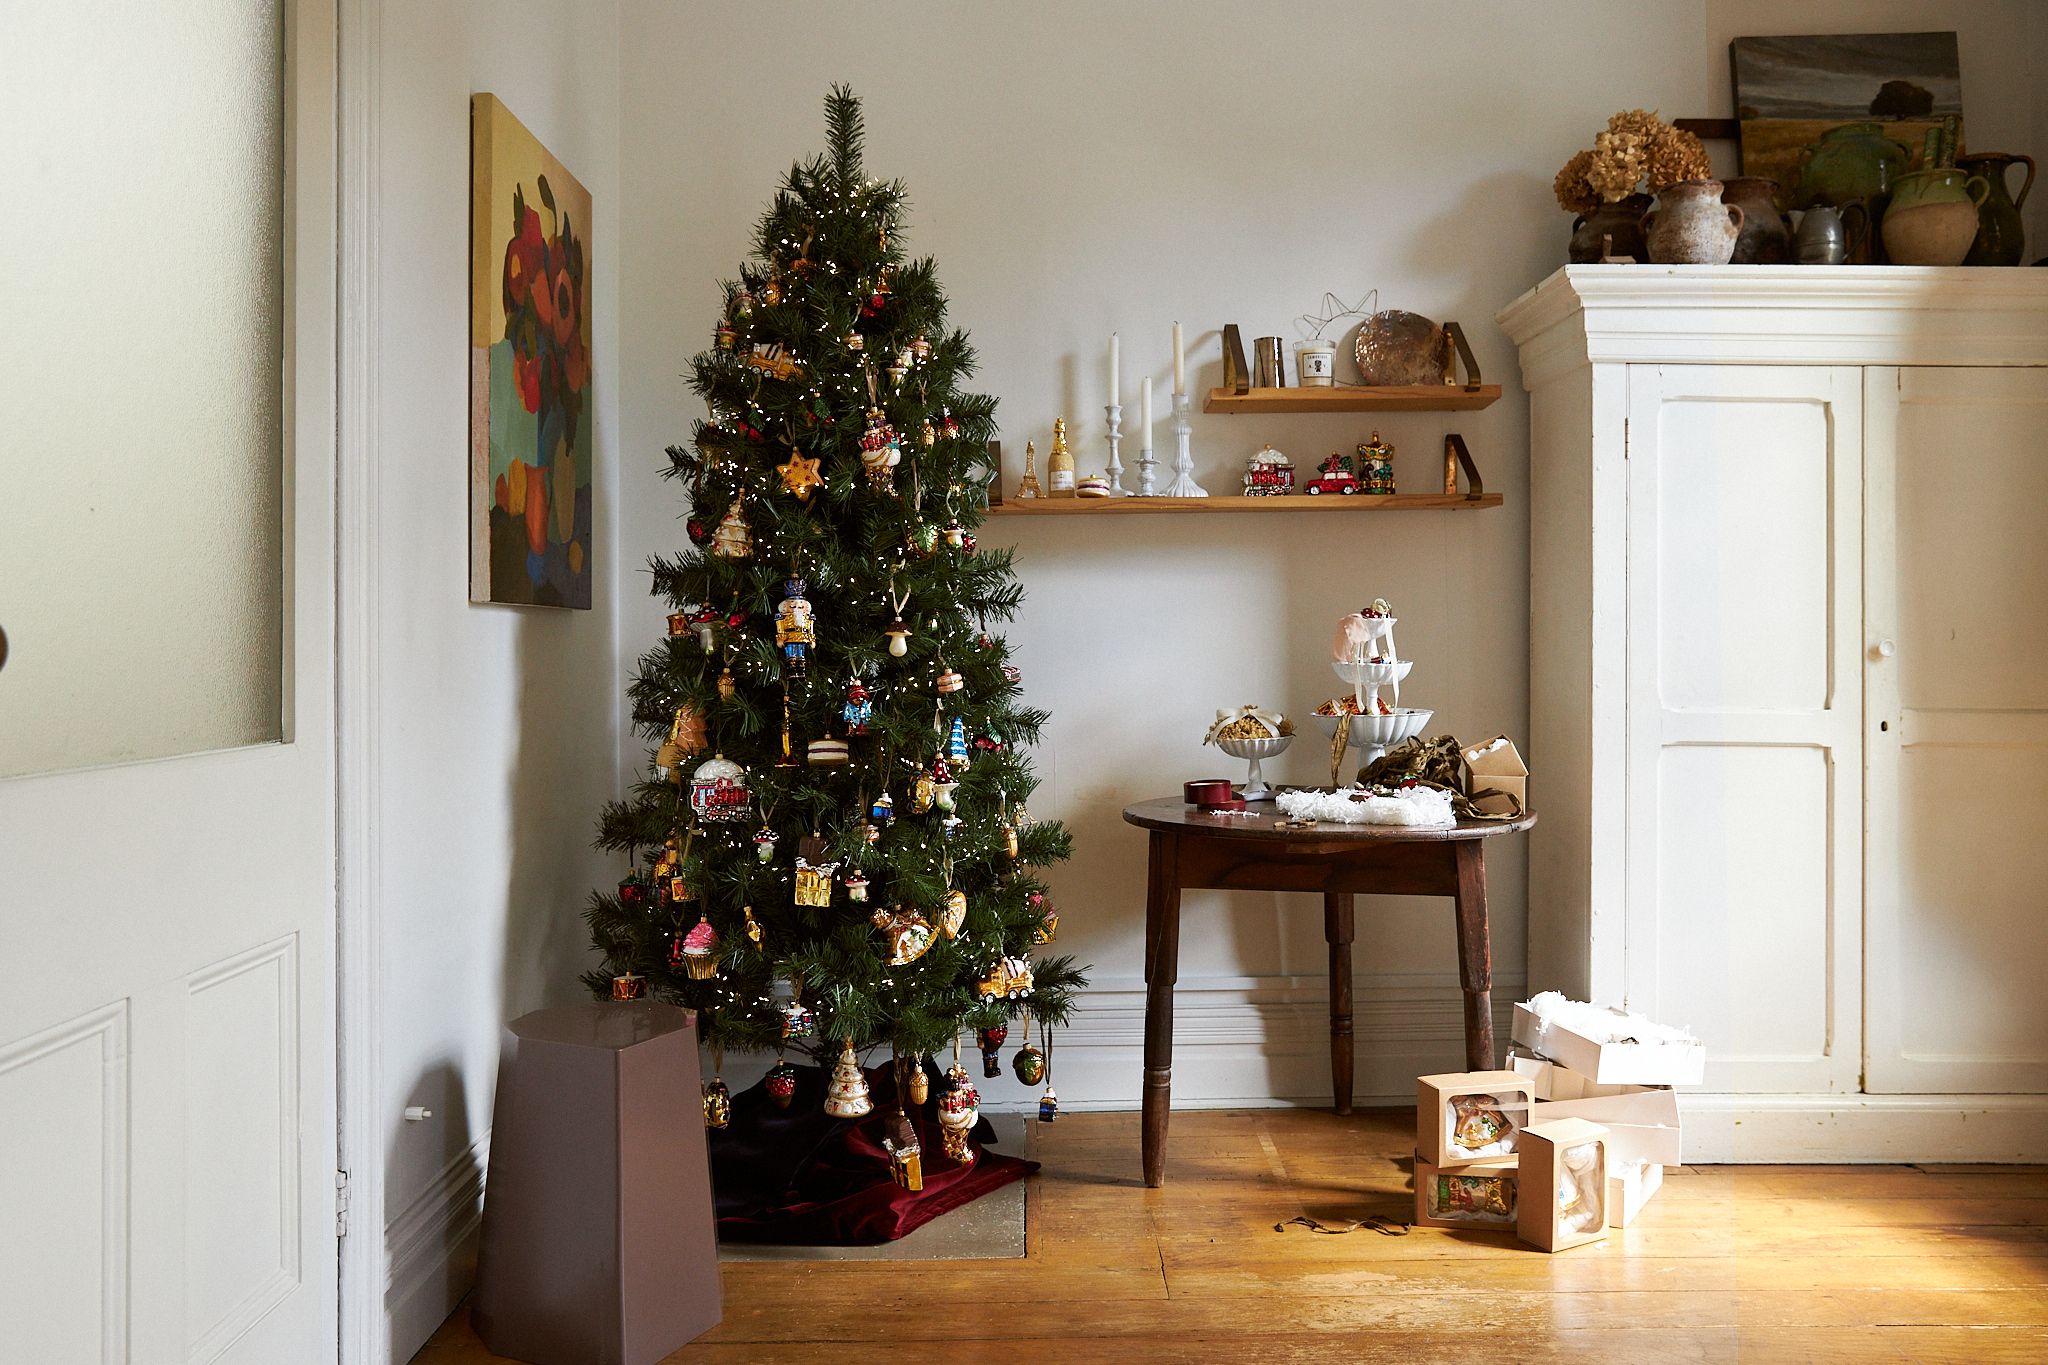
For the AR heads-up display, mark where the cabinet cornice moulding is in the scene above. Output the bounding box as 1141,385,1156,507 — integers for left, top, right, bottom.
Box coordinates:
1497,265,2048,388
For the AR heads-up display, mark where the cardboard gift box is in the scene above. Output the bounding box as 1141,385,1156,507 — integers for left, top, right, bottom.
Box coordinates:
1512,997,1706,1087
1460,735,1528,817
1508,1054,1684,1167
1607,1159,1665,1229
1417,1070,1536,1169
1517,1117,1611,1253
1413,1158,1520,1231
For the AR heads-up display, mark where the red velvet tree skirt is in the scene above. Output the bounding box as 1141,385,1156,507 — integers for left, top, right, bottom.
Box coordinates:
707,1059,1037,1245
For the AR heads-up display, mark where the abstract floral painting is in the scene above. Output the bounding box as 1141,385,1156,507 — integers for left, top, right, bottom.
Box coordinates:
470,93,592,608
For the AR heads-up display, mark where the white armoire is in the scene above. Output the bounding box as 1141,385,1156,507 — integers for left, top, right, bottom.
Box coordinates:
1498,266,2048,1162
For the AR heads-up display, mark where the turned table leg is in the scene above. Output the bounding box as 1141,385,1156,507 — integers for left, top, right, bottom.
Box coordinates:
1141,831,1182,1187
1323,891,1355,1115
1452,840,1495,1070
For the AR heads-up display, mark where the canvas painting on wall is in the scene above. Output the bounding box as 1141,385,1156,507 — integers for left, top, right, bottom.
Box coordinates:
1731,32,1962,201
470,93,592,608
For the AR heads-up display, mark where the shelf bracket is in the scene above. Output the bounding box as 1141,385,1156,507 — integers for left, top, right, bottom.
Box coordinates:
1443,322,1482,392
1221,323,1251,395
1444,434,1484,500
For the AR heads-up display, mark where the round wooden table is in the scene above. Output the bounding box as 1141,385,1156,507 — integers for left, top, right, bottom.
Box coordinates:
1122,796,1536,1187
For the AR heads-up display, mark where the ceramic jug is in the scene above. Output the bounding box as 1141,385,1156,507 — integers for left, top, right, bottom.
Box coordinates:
1794,122,1911,211
1793,202,1868,265
1644,180,1744,265
1956,153,2035,266
1568,193,1651,263
1883,163,1990,267
1722,177,1791,263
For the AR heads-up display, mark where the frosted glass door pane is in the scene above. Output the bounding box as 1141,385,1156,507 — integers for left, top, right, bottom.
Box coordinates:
0,0,285,778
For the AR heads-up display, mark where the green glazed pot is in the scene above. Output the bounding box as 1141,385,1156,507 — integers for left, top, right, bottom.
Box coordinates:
1957,153,2035,266
1795,122,1911,211
1888,166,1989,215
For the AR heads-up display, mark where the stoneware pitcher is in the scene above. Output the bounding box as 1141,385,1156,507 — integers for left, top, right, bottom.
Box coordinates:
1883,164,1990,267
1568,193,1651,263
1645,180,1744,265
1722,177,1791,263
1956,152,2035,266
1794,122,1911,211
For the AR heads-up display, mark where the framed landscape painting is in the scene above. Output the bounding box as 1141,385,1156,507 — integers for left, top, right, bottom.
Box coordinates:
470,93,592,608
1731,32,1962,198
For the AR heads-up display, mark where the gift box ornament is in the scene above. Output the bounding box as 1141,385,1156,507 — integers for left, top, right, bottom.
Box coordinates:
1460,734,1529,818
1413,1160,1520,1230
1417,1070,1535,1168
1517,1117,1611,1253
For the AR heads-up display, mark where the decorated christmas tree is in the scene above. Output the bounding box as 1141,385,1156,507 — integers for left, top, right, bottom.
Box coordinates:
583,88,1081,1139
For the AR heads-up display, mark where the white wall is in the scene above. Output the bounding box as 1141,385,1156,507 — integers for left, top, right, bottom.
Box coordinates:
361,2,620,1360
615,0,1711,1113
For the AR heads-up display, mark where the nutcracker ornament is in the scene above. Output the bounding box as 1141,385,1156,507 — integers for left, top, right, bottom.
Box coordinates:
842,679,874,734
976,1024,1007,1079
775,577,815,675
764,1058,799,1110
823,1040,873,1118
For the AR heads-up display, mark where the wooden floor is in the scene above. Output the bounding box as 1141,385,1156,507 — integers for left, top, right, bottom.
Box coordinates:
413,1107,2048,1363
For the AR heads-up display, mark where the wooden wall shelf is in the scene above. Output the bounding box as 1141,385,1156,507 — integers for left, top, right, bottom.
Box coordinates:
986,493,1502,516
1203,384,1501,414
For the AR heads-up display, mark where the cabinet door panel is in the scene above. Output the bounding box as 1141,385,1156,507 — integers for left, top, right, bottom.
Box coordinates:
1626,365,1863,1094
1866,366,2048,1093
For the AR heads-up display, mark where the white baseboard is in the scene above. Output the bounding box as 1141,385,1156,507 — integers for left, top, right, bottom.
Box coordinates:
384,1132,490,1365
1678,1093,2048,1163
1025,972,1526,1110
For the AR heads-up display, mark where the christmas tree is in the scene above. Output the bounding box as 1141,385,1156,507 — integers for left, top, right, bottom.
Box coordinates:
583,87,1082,1127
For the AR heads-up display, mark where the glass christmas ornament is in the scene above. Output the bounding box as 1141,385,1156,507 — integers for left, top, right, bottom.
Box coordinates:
935,668,964,696
793,856,838,907
844,870,870,903
775,577,815,675
753,827,778,863
680,916,719,980
687,606,723,653
930,757,958,811
945,716,970,767
977,1025,1008,1079
1038,1089,1059,1123
742,905,763,948
858,818,881,845
1002,822,1020,859
859,408,902,492
884,617,911,656
939,888,967,938
667,611,690,638
807,738,850,766
937,1066,980,1164
688,754,750,823
908,1059,930,1106
717,667,737,700
711,498,753,558
780,1000,814,1039
617,876,648,909
715,319,736,350
776,449,823,502
823,1040,873,1118
842,680,873,734
764,1059,799,1110
611,973,645,1001
702,1077,732,1129
872,905,935,965
870,792,895,824
941,814,964,839
1012,1041,1046,1086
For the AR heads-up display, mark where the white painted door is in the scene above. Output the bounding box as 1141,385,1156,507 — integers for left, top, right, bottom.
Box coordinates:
1865,366,2048,1094
0,3,338,1362
1625,365,1864,1094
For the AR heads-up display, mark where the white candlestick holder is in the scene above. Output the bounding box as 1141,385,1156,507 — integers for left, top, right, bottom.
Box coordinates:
1164,391,1207,497
1137,446,1158,496
1103,402,1127,495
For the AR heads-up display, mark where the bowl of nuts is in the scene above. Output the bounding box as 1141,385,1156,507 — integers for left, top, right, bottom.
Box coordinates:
1204,705,1294,800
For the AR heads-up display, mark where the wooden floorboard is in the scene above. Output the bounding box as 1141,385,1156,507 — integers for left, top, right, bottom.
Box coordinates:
410,1108,2048,1364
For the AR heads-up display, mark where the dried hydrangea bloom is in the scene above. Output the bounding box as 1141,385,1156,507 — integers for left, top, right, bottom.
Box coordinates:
1587,130,1649,202
1645,127,1711,190
1553,149,1599,214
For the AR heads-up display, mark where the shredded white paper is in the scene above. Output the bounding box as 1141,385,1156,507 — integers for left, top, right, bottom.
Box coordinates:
1274,785,1455,827
1523,992,1700,1047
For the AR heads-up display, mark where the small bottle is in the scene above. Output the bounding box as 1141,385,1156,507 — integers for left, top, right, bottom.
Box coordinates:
1047,418,1077,497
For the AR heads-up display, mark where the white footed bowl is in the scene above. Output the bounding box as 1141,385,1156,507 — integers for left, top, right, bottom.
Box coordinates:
1313,707,1433,751
1330,657,1413,689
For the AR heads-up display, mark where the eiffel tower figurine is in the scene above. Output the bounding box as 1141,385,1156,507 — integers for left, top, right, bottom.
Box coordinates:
1013,439,1044,500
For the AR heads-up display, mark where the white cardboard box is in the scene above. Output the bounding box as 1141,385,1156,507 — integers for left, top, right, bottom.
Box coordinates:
1607,1160,1665,1228
1509,1055,1684,1167
1512,1001,1706,1087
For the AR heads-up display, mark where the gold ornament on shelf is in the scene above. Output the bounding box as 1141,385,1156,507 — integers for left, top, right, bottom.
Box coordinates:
777,448,823,501
1014,440,1043,500
1046,418,1076,497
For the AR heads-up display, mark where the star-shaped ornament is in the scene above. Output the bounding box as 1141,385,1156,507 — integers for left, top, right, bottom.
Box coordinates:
777,449,823,501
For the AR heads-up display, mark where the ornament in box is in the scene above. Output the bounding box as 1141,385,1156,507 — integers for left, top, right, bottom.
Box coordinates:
842,680,874,735
1243,443,1295,496
937,1065,980,1164
939,888,967,938
679,916,719,980
872,905,936,965
688,754,750,822
823,1041,873,1118
702,1077,731,1130
775,577,815,674
611,973,645,1001
764,1059,799,1110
